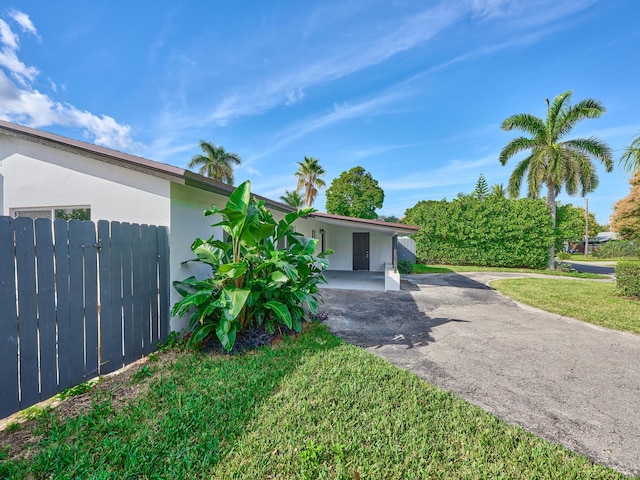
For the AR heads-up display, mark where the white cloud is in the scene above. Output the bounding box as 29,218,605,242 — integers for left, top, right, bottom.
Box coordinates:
0,10,138,151
0,19,18,49
208,3,462,125
8,9,39,39
244,165,263,176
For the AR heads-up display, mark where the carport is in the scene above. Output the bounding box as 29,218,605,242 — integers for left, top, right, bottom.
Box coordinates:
320,270,385,291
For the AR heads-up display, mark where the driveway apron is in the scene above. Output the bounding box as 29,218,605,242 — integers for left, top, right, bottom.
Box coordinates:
319,272,640,477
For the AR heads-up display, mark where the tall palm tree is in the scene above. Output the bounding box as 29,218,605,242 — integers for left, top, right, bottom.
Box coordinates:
188,140,242,185
279,189,304,209
499,90,613,268
295,156,326,207
620,131,640,174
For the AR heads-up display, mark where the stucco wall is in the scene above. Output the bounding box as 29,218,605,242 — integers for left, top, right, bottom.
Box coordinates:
0,134,171,225
294,217,393,272
168,183,231,331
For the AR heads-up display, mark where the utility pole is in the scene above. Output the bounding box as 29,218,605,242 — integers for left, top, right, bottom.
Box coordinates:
585,197,589,259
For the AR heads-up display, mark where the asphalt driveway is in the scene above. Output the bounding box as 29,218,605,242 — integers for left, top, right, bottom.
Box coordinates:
318,272,640,477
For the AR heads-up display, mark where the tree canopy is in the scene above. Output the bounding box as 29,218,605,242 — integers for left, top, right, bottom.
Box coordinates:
611,172,640,240
295,157,326,207
473,173,489,199
499,90,613,267
325,166,384,219
188,140,242,185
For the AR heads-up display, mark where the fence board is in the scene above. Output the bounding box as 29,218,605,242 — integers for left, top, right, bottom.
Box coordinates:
83,221,99,380
0,216,169,419
132,224,144,360
121,223,135,364
68,220,86,387
35,219,57,399
0,217,19,418
147,226,159,353
158,226,170,343
107,221,123,373
15,217,39,408
141,225,153,355
54,219,72,390
97,221,112,375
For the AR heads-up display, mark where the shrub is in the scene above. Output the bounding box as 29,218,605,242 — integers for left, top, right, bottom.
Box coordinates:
556,252,572,260
593,240,640,259
397,259,413,274
616,260,640,297
404,196,554,269
172,181,333,351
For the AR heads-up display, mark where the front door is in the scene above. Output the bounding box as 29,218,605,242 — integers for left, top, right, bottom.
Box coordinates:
353,232,370,271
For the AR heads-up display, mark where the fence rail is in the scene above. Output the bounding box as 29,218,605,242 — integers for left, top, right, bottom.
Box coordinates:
0,216,169,418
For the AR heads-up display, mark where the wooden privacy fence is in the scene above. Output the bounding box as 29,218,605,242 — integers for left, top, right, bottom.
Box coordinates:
0,216,170,419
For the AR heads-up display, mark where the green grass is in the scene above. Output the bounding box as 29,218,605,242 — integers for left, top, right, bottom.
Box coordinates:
0,324,628,479
411,263,607,279
491,278,640,334
564,254,620,262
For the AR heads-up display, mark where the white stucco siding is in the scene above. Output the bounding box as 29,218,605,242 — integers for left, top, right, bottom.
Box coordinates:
169,183,229,331
293,217,393,272
0,135,171,225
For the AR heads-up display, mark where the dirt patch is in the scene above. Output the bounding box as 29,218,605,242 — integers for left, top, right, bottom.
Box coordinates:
0,350,179,461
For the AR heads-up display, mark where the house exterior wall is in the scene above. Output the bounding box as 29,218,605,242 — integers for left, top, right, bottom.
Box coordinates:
294,217,393,272
0,134,171,225
168,183,229,331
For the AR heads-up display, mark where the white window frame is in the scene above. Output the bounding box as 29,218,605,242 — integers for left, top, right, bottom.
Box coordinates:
10,205,91,221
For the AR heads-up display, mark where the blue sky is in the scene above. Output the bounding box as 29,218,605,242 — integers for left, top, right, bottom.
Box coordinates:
0,1,638,224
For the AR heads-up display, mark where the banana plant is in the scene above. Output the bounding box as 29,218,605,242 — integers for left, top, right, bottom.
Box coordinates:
172,180,332,351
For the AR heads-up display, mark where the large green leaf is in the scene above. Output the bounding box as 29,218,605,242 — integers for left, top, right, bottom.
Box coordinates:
194,243,224,266
270,271,289,285
216,322,237,351
217,262,247,279
227,180,251,214
222,287,250,321
264,300,292,329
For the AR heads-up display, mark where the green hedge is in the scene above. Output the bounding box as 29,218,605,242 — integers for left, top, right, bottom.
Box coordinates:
593,240,640,259
616,260,640,297
404,196,554,269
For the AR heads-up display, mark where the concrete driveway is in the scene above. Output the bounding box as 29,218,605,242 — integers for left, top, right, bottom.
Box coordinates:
318,272,640,477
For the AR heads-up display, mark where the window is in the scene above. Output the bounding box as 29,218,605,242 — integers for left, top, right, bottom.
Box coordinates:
12,206,91,221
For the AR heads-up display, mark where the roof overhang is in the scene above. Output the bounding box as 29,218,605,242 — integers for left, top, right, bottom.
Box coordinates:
307,211,419,236
0,120,292,213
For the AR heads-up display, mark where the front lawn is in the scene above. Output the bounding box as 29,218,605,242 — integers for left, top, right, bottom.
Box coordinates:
0,324,627,479
564,254,620,262
491,278,640,334
411,263,606,279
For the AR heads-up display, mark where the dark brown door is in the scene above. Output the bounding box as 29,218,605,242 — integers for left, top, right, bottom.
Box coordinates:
353,233,370,271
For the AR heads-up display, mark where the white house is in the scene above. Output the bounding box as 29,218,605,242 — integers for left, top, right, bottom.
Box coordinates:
0,120,418,329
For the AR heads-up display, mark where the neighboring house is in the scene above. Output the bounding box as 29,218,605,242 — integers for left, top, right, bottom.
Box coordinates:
0,120,418,329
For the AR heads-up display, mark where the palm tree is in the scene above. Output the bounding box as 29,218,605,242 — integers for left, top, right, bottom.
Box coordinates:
620,132,640,174
279,189,304,209
188,140,242,185
490,183,507,198
295,156,326,207
499,90,613,268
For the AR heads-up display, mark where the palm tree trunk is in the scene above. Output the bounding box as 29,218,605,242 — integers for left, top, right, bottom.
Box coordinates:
546,182,557,269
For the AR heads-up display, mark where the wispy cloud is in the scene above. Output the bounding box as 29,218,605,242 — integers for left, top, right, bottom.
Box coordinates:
0,10,138,151
380,154,500,191
208,3,463,125
8,9,40,38
249,89,407,162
